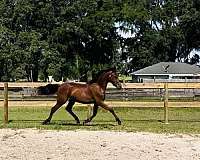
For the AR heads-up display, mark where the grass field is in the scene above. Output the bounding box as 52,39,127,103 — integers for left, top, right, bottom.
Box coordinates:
1,106,200,133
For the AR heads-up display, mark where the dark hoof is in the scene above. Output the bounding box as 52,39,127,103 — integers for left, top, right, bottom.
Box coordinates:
83,120,90,125
76,121,80,125
42,120,50,125
117,120,121,125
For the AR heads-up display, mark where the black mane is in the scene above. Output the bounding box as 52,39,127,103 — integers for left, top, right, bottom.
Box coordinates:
88,67,116,84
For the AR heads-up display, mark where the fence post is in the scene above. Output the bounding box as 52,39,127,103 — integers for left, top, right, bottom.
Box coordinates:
164,83,169,124
4,82,8,125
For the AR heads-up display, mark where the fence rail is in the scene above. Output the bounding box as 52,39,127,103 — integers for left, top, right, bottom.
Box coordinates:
143,79,200,83
2,82,200,101
1,82,200,89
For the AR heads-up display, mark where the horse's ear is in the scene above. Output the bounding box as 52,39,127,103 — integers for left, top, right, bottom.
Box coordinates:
111,66,117,72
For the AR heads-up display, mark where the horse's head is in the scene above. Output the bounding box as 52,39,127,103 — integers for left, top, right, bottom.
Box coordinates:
107,68,122,89
89,67,122,89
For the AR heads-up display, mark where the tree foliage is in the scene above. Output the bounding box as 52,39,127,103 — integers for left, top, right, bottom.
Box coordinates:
0,0,200,81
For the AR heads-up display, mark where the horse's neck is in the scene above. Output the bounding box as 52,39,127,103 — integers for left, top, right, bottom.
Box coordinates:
96,74,109,90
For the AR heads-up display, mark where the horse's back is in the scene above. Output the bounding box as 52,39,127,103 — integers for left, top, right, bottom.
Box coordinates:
57,82,95,103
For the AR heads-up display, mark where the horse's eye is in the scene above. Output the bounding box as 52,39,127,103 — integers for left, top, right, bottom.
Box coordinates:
113,75,117,78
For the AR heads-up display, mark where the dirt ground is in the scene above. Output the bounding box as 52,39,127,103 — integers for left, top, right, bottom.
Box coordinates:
0,129,200,160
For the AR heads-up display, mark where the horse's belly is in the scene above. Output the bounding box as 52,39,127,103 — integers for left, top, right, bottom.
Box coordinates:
76,96,94,104
71,89,94,103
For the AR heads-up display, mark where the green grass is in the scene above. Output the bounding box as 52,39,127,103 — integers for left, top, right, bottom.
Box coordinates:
1,106,200,133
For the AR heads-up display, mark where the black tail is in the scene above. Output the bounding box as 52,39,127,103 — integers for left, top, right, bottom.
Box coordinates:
37,84,60,95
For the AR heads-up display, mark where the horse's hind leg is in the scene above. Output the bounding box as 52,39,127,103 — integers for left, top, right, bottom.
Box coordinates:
43,100,65,125
65,96,80,124
83,104,98,125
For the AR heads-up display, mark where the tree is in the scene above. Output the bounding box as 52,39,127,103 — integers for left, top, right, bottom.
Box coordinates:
1,0,200,81
118,0,200,72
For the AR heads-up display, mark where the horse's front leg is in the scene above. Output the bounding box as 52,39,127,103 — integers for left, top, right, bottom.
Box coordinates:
97,101,121,125
83,103,99,125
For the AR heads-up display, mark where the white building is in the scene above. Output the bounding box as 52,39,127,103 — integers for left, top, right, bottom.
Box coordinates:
132,62,200,82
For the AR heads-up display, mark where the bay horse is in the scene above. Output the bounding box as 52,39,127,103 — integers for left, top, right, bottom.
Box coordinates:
37,67,122,125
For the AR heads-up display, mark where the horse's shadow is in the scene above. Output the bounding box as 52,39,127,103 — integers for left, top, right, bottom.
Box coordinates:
5,120,116,127
4,119,200,127
51,120,117,126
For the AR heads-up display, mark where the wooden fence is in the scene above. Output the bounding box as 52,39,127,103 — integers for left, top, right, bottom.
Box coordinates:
2,82,200,125
1,82,200,89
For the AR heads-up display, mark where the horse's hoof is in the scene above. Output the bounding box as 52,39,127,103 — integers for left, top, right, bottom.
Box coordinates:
76,121,80,125
83,120,90,125
42,120,50,125
117,120,122,125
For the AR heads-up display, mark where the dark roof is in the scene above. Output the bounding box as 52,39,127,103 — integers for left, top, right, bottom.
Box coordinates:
133,62,200,75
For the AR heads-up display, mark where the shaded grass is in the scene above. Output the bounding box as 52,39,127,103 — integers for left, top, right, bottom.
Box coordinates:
1,106,200,133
